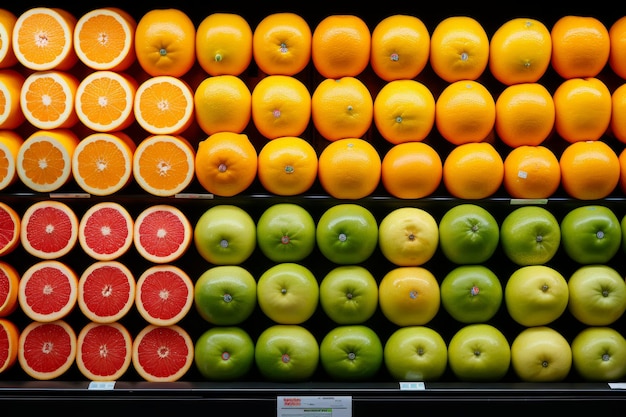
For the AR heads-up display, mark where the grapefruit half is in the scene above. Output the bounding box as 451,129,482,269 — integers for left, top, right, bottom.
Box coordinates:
0,202,20,257
78,201,134,261
18,320,77,380
0,261,19,317
76,321,133,381
78,261,136,323
0,318,19,374
133,205,192,264
131,324,194,382
135,265,194,326
20,200,78,259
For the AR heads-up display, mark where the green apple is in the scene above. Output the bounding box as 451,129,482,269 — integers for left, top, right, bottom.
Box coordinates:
194,204,256,265
510,326,572,382
256,203,316,263
499,205,561,266
383,326,448,381
315,203,378,265
438,204,500,264
504,265,569,327
377,207,439,266
194,265,257,325
567,265,626,326
440,265,503,324
447,323,511,382
194,326,255,381
319,265,378,325
254,324,319,382
319,325,384,381
560,205,622,264
571,326,626,382
622,214,626,253
256,263,319,324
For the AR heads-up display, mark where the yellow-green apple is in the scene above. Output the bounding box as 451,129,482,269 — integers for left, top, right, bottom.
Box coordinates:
194,265,257,325
567,265,626,326
377,207,439,266
194,326,255,381
256,203,316,262
383,326,448,381
440,265,503,323
499,205,561,266
447,323,511,382
194,204,256,265
504,265,569,327
315,203,378,265
438,203,499,264
319,325,384,381
254,324,319,382
560,205,622,264
256,263,319,324
510,326,572,382
378,266,440,326
319,265,378,325
571,326,626,382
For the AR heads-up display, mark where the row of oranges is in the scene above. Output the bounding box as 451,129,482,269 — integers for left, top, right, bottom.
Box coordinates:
4,8,626,83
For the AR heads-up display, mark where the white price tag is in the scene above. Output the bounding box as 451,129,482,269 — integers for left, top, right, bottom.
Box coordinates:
609,382,626,389
88,381,116,390
399,381,425,390
277,396,351,417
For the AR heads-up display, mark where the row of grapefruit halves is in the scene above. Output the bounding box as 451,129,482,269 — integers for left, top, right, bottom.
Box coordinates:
3,7,626,84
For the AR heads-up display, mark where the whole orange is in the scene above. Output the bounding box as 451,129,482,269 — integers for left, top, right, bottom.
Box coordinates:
435,80,495,145
489,17,552,85
553,77,611,143
442,142,504,199
194,74,251,136
317,137,381,200
257,136,318,196
195,131,258,197
559,140,620,200
311,14,371,79
381,142,442,199
251,74,311,140
252,12,312,76
610,83,626,144
373,79,435,145
195,13,253,76
134,8,196,77
311,76,373,142
503,145,561,199
370,14,430,81
429,16,489,82
609,16,626,80
495,82,555,147
550,15,610,79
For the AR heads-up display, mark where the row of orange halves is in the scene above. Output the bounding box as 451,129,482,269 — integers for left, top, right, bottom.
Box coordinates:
3,7,626,84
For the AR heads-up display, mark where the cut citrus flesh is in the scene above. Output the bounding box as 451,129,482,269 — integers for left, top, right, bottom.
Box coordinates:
12,7,77,71
20,70,79,130
75,71,137,132
132,134,195,197
0,69,25,129
73,7,136,71
0,261,19,317
77,261,135,324
135,265,194,326
133,205,192,264
20,200,78,259
78,202,134,261
0,8,18,68
76,321,133,381
18,260,78,322
0,201,20,257
16,129,79,193
72,132,136,196
134,75,194,135
0,130,23,191
131,324,194,382
18,319,76,380
0,318,19,373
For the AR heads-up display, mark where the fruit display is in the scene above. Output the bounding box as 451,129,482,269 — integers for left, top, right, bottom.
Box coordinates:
2,3,626,402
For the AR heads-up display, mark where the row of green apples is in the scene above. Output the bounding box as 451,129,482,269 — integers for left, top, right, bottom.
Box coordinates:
196,200,626,270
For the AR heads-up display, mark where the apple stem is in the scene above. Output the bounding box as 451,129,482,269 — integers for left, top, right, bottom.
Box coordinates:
281,353,290,363
223,294,233,303
220,239,229,248
470,286,479,296
281,235,290,244
338,233,347,242
597,231,605,239
348,352,356,360
221,352,230,361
